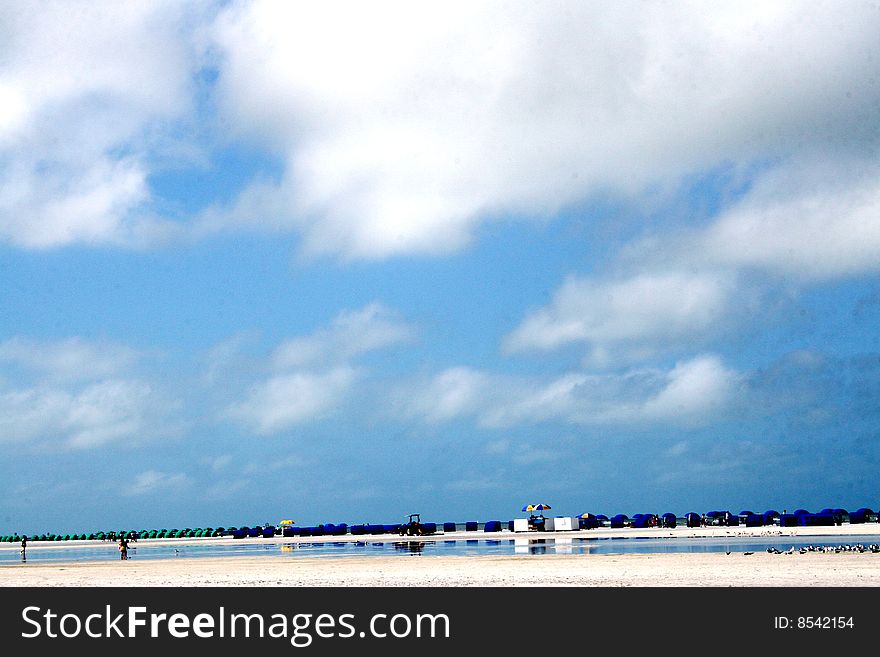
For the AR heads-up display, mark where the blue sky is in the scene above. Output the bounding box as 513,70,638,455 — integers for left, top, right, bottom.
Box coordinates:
2,1,880,534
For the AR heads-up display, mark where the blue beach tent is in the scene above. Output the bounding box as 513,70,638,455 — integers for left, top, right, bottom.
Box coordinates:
743,513,762,527
579,514,600,529
762,510,780,525
443,522,457,533
610,514,629,529
483,520,502,532
685,512,701,528
850,508,873,524
779,514,798,527
465,521,479,531
799,513,834,527
661,513,677,528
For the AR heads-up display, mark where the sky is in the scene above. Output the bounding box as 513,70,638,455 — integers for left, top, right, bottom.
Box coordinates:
1,1,880,535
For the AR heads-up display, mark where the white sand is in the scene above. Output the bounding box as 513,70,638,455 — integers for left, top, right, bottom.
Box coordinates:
3,523,880,587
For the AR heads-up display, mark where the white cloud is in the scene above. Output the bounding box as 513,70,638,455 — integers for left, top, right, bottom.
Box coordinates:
688,163,880,281
396,366,490,424
204,0,880,260
271,303,414,370
398,355,739,429
228,367,357,435
0,379,159,449
0,336,174,450
2,1,877,263
0,1,200,248
504,271,737,365
0,336,140,383
124,470,190,497
623,355,739,424
224,303,412,434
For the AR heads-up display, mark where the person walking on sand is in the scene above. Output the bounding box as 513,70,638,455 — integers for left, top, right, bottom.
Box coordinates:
118,536,129,560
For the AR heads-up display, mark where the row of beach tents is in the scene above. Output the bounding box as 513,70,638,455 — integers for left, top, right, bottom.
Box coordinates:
2,507,877,543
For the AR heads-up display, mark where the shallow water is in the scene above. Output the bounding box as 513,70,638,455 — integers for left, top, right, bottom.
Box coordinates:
4,533,880,564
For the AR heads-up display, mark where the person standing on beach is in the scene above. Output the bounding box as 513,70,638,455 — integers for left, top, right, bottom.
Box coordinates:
118,536,129,560
20,535,27,562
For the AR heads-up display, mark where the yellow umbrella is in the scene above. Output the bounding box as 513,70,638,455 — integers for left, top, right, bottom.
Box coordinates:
279,519,295,526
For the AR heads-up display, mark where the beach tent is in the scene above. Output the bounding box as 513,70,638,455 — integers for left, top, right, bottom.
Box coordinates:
779,514,798,527
850,508,873,524
443,522,457,533
579,513,600,529
465,521,479,531
632,514,656,528
484,521,502,532
762,510,780,525
798,513,834,527
743,513,762,527
610,514,629,529
661,513,677,528
685,512,701,528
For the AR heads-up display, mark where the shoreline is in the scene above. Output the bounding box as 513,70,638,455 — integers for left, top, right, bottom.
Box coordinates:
3,523,880,587
4,521,880,553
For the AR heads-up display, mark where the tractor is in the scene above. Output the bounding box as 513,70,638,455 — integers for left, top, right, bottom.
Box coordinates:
398,513,430,536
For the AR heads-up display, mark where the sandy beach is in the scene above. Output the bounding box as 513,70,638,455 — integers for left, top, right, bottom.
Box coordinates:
3,523,880,587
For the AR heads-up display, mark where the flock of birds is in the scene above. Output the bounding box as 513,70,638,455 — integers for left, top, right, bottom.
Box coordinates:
763,543,880,554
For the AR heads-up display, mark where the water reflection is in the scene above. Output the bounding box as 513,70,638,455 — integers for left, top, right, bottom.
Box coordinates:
6,533,880,564
514,538,548,555
393,541,431,555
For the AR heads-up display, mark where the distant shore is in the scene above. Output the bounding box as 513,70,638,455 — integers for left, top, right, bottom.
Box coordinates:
3,523,880,587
